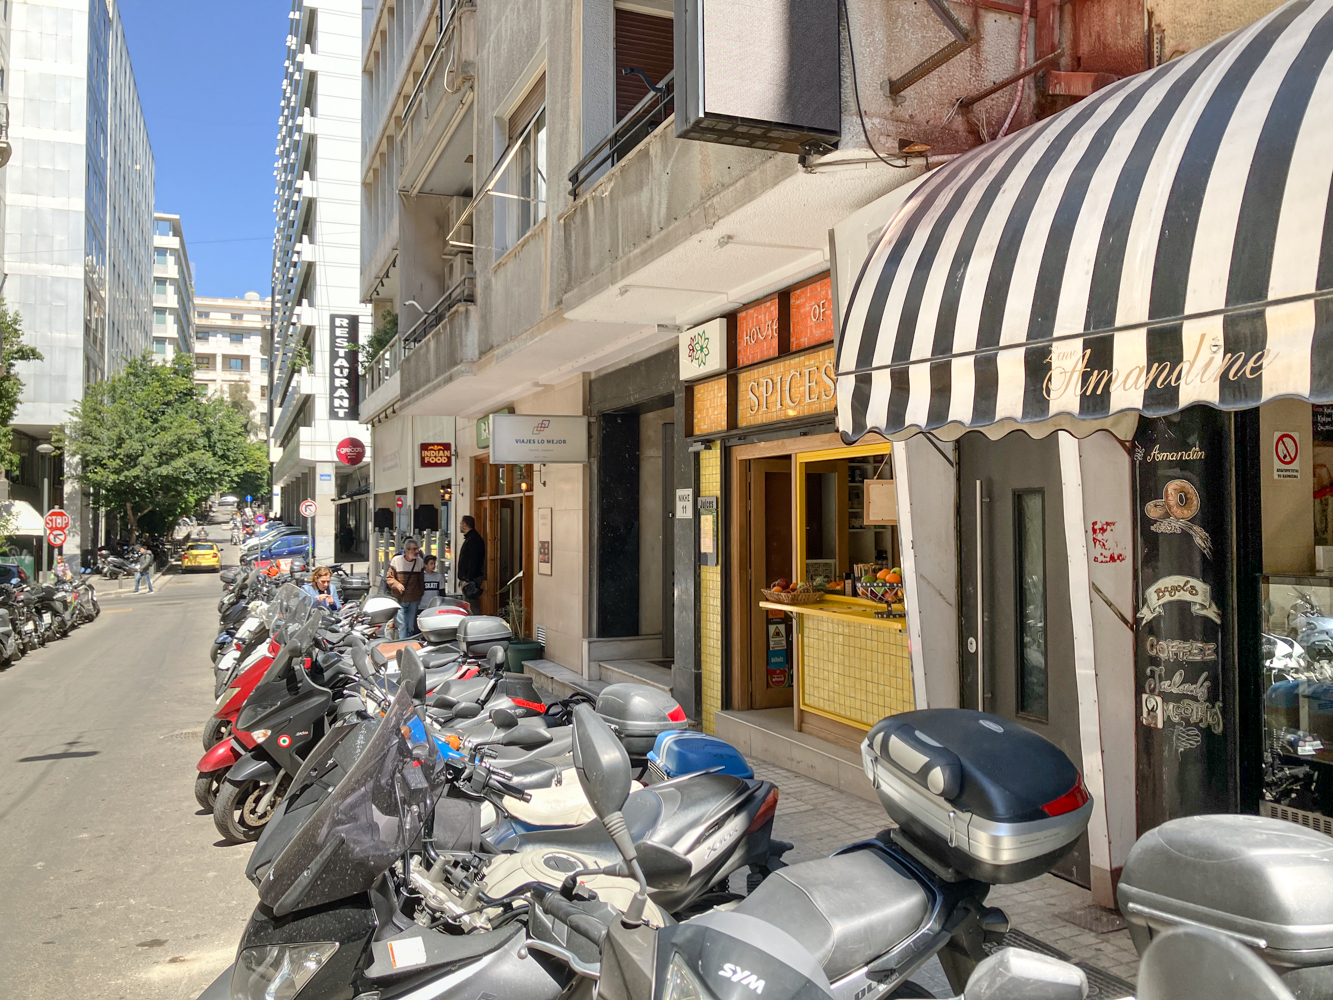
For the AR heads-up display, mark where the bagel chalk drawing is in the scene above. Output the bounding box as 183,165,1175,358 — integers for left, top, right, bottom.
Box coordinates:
1144,477,1212,558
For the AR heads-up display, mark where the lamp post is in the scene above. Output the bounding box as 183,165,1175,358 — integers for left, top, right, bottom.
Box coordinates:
36,442,54,580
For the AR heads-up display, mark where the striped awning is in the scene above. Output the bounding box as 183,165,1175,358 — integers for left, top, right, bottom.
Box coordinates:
837,0,1333,441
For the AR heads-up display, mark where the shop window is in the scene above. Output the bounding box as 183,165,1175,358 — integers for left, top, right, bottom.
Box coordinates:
795,446,899,593
1014,489,1048,720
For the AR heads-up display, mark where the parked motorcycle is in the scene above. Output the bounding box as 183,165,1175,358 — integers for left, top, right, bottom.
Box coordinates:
96,546,136,580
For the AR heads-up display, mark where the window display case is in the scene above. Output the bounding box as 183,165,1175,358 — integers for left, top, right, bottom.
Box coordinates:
1261,575,1333,833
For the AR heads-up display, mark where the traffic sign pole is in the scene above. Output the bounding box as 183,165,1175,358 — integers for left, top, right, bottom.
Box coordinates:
300,499,317,561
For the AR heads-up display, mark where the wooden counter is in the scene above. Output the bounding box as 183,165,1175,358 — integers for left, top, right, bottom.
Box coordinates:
759,599,907,630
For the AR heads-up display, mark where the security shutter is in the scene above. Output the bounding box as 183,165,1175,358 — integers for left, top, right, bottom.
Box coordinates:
509,72,547,142
615,9,673,122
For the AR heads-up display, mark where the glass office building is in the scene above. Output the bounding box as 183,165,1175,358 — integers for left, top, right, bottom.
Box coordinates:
4,0,155,557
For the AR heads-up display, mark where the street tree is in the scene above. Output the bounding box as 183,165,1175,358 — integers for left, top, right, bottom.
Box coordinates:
57,354,253,540
0,298,43,470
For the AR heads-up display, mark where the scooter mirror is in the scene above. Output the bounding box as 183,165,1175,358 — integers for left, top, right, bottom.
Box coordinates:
961,948,1086,1000
398,646,429,702
453,702,482,719
489,708,518,729
500,726,552,749
570,703,632,822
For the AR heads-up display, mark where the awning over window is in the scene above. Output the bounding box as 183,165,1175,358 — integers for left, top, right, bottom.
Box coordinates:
837,0,1333,441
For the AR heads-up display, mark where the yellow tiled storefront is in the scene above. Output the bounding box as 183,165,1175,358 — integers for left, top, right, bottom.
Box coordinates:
699,442,723,733
798,614,914,729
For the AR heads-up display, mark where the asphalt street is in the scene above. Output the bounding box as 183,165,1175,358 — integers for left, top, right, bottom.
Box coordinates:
0,526,250,1000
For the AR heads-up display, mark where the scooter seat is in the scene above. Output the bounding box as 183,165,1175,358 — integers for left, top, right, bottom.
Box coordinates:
506,772,752,858
734,848,930,983
504,758,564,791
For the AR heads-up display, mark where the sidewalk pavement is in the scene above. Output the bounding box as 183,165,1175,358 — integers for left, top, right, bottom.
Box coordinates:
753,759,1141,994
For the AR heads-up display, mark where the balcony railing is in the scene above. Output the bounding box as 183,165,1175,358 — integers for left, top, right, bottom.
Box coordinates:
568,70,674,198
361,272,477,399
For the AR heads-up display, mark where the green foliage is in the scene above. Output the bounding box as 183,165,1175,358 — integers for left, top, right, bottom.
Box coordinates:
358,309,398,375
0,299,43,470
231,439,272,505
56,353,256,539
288,343,312,374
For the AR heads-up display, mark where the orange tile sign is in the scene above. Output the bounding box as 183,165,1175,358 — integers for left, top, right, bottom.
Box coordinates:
790,276,833,350
737,346,836,427
692,377,729,435
736,296,781,367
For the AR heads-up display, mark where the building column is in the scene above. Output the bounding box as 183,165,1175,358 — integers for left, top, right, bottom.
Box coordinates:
314,461,335,563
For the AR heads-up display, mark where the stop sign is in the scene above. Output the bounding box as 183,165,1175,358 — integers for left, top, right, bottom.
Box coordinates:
336,437,366,466
44,509,70,534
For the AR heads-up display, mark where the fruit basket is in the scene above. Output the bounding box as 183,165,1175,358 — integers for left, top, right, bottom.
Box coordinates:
761,587,824,605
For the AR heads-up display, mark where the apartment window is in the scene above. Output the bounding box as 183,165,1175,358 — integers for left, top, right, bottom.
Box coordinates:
154,249,168,266
230,332,245,343
496,75,547,255
154,219,172,236
154,309,166,326
197,330,210,341
195,354,215,370
260,385,268,400
153,338,167,355
260,358,269,371
198,311,209,319
154,278,167,295
231,313,244,321
226,356,248,372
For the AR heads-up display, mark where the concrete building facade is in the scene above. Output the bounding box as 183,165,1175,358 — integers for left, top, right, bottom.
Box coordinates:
194,292,272,441
151,213,193,362
270,0,372,560
5,0,154,560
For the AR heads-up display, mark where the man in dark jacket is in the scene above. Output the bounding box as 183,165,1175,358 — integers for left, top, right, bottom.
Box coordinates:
456,515,486,604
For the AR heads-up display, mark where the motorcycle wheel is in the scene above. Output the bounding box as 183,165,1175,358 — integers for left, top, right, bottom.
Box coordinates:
213,775,287,844
194,769,226,811
53,618,68,639
887,984,935,999
201,715,232,750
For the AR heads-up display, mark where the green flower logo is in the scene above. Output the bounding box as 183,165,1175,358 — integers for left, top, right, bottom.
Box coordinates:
687,330,710,369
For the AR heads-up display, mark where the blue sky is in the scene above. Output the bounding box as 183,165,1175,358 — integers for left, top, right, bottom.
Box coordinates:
119,1,290,299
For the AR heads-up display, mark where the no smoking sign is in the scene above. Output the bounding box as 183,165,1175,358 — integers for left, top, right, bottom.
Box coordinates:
1275,431,1301,480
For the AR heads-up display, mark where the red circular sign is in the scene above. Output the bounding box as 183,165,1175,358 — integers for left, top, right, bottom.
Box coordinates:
47,528,67,548
1276,432,1299,466
44,509,70,533
300,499,317,518
336,437,366,466
395,496,404,510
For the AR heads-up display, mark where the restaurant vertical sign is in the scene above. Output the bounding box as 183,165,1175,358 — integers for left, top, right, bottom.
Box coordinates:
1133,409,1233,832
330,315,359,420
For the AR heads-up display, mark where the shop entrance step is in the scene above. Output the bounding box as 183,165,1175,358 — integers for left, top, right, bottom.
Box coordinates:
597,659,674,695
714,708,878,803
523,659,606,700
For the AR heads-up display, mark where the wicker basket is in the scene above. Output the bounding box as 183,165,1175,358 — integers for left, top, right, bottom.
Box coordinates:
761,588,824,605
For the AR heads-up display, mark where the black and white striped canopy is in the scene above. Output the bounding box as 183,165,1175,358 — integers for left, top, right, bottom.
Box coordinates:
838,0,1333,441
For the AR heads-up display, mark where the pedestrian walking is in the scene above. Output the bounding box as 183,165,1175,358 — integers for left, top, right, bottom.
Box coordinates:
422,555,442,603
134,543,154,593
302,566,341,610
54,556,73,583
385,537,425,637
457,515,486,605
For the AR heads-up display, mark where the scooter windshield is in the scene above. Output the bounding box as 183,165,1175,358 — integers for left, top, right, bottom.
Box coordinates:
258,684,448,916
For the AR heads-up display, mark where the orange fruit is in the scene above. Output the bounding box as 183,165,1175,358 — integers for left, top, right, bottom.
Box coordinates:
887,571,902,584
876,568,892,581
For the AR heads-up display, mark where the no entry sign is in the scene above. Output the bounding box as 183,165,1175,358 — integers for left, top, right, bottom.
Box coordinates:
300,499,317,518
1275,431,1301,480
395,496,404,510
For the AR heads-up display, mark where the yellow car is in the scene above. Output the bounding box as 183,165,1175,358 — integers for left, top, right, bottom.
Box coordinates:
181,542,222,572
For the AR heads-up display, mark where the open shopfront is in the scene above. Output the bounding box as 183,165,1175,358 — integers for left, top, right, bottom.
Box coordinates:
686,273,925,748
832,8,1333,896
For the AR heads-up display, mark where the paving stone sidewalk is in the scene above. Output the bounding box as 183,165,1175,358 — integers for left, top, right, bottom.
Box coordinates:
753,760,1142,996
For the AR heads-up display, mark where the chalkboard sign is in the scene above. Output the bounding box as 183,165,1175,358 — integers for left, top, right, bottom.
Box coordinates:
1133,408,1233,832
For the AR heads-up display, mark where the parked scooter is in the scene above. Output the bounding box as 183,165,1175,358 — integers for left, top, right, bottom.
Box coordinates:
96,546,136,580
33,583,78,638
0,597,22,667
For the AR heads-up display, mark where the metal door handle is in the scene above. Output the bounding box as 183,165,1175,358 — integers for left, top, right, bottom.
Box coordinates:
976,479,984,711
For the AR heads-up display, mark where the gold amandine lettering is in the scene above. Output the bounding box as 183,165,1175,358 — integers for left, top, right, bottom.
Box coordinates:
1147,361,1173,388
1245,348,1271,379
